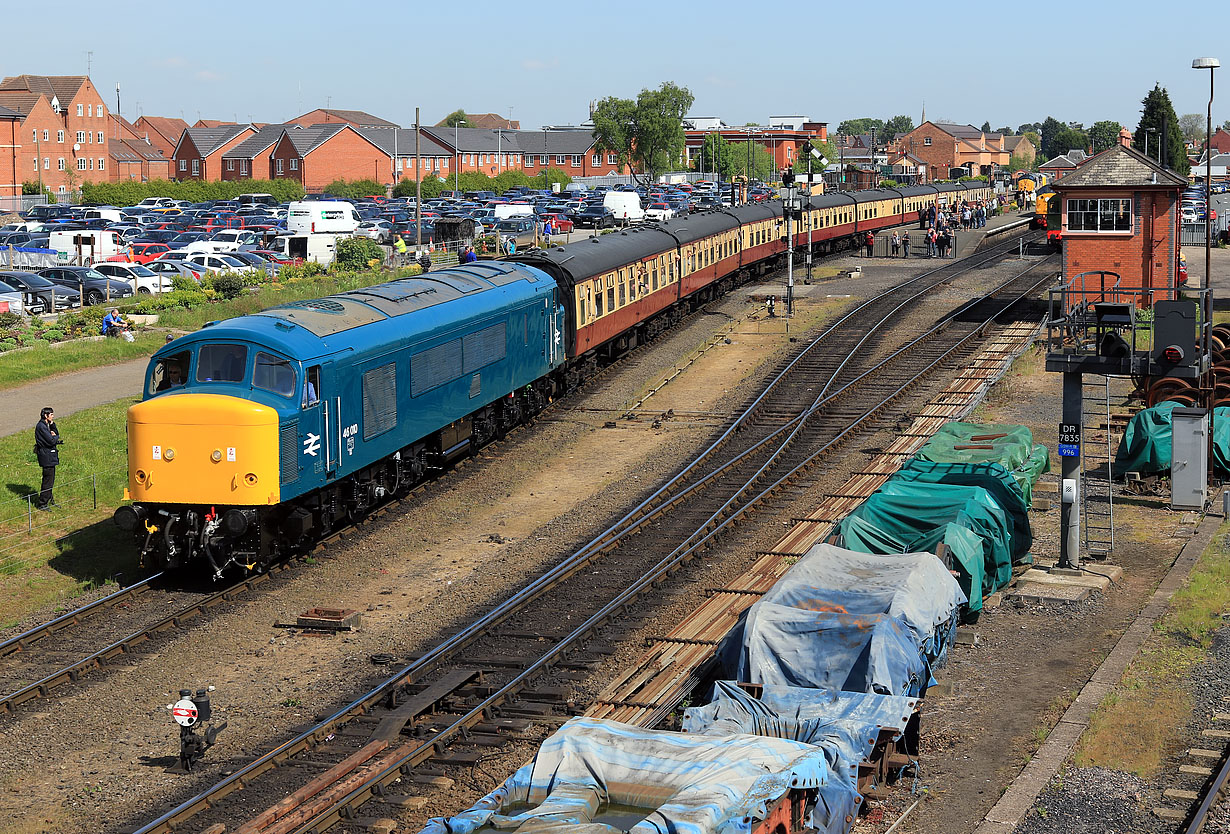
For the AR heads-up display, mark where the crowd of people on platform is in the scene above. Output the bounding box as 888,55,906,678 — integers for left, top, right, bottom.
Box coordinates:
863,196,1004,260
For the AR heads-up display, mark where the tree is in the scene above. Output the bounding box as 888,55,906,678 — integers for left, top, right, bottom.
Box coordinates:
442,110,474,129
1179,113,1206,144
1018,122,1042,135
1052,127,1089,156
1024,130,1041,151
1135,84,1190,174
1040,116,1067,157
980,121,992,133
1089,120,1123,154
883,115,914,137
694,133,733,177
995,126,1012,135
1007,152,1036,173
836,118,884,137
729,141,776,182
592,82,694,184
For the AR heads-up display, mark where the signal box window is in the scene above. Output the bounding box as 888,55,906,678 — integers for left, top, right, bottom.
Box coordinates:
196,344,248,383
151,351,191,394
1066,198,1132,233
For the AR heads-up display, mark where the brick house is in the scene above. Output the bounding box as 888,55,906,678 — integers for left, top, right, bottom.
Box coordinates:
1004,134,1036,165
893,122,1010,181
0,105,20,200
359,127,453,185
290,108,396,129
268,123,396,189
221,124,300,182
107,114,171,182
684,121,830,173
0,74,111,195
133,115,189,158
423,126,526,176
1039,150,1088,181
172,124,254,182
519,128,629,178
1054,137,1185,299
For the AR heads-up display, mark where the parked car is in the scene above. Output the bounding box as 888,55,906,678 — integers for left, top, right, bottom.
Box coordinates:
125,242,173,263
0,277,40,315
575,205,616,229
183,252,257,275
190,229,263,253
93,262,174,294
1181,207,1200,224
249,249,302,267
356,220,394,244
0,270,80,311
644,202,674,222
539,213,574,234
145,258,204,282
226,251,278,276
39,266,134,306
0,232,35,247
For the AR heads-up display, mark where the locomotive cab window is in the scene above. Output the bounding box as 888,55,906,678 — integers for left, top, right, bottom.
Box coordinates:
253,352,297,398
303,365,320,408
196,344,248,384
151,350,191,394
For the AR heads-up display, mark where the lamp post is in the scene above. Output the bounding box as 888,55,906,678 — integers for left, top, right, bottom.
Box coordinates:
1194,57,1220,294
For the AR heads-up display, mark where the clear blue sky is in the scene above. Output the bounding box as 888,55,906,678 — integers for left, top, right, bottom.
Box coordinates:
3,1,1224,134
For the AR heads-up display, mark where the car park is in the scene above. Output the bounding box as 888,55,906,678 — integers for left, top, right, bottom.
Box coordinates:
226,251,279,276
126,242,173,263
93,262,174,294
39,266,134,306
0,270,79,311
0,277,39,315
184,252,258,274
356,220,394,244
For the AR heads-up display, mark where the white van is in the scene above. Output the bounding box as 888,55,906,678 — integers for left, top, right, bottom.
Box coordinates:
271,233,341,265
48,229,125,264
287,201,359,235
603,192,645,225
494,203,535,220
238,193,278,207
83,207,123,224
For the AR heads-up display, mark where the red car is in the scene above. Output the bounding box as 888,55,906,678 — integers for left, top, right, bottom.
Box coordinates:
127,242,172,264
540,212,574,234
250,249,303,267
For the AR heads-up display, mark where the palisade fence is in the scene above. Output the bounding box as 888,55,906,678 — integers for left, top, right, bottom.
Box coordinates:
570,171,706,189
0,471,123,574
1180,221,1227,246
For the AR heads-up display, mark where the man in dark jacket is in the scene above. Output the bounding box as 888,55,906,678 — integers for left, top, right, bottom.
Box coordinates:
34,407,62,510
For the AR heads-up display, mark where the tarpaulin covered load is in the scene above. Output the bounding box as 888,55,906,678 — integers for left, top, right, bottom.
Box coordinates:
836,482,1016,612
913,422,1050,504
720,602,929,697
418,716,860,834
1115,401,1182,475
888,459,1032,558
1115,402,1230,476
683,681,918,784
751,543,965,666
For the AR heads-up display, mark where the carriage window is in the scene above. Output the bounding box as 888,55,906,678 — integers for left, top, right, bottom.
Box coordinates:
619,281,626,306
253,351,297,398
150,350,191,394
595,283,603,316
196,344,248,384
303,365,320,407
607,286,615,310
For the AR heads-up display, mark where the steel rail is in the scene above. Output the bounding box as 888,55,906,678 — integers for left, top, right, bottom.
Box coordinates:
283,259,1056,834
0,572,163,659
131,233,1046,834
0,567,287,715
1185,743,1230,833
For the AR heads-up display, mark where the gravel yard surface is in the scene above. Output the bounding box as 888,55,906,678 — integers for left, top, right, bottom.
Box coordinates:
0,241,1045,834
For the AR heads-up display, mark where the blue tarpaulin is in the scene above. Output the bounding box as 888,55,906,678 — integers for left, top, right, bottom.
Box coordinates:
417,717,860,834
752,543,965,666
683,681,918,793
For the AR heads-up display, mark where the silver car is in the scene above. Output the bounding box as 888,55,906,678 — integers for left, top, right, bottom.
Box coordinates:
146,259,204,283
0,277,38,315
356,220,393,244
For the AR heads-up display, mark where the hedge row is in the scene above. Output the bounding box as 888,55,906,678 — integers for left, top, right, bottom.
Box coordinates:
80,179,306,206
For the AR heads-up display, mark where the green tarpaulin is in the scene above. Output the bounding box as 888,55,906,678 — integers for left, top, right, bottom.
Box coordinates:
888,459,1032,558
837,481,1015,612
1115,401,1230,476
914,423,1050,504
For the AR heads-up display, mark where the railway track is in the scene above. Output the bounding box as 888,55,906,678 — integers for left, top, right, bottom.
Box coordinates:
1185,739,1230,833
128,235,1053,834
0,230,1034,723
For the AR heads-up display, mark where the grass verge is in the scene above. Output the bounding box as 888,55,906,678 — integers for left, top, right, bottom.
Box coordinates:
0,332,163,391
0,398,138,627
1073,522,1230,775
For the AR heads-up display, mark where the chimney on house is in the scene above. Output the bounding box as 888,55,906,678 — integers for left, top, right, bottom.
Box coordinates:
1118,127,1132,148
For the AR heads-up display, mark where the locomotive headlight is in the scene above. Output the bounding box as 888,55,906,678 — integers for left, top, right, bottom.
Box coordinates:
211,449,223,462
163,448,176,461
244,473,258,486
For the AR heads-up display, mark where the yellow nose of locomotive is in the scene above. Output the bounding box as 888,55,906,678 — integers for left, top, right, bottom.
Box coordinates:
126,394,281,506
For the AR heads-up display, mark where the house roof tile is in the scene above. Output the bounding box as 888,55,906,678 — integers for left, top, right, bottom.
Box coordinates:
1052,143,1186,189
182,124,251,156
224,124,303,159
0,75,87,105
358,127,452,157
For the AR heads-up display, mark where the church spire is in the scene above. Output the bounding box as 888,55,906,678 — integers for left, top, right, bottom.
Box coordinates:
921,100,926,125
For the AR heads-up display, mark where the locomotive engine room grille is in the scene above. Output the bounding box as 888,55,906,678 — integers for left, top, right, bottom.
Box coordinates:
362,363,398,439
280,421,299,484
410,322,507,397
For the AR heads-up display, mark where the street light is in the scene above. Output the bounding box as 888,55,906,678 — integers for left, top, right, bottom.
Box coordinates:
1194,56,1220,294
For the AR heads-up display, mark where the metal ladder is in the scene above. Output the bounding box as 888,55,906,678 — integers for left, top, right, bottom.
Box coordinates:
1081,374,1115,556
